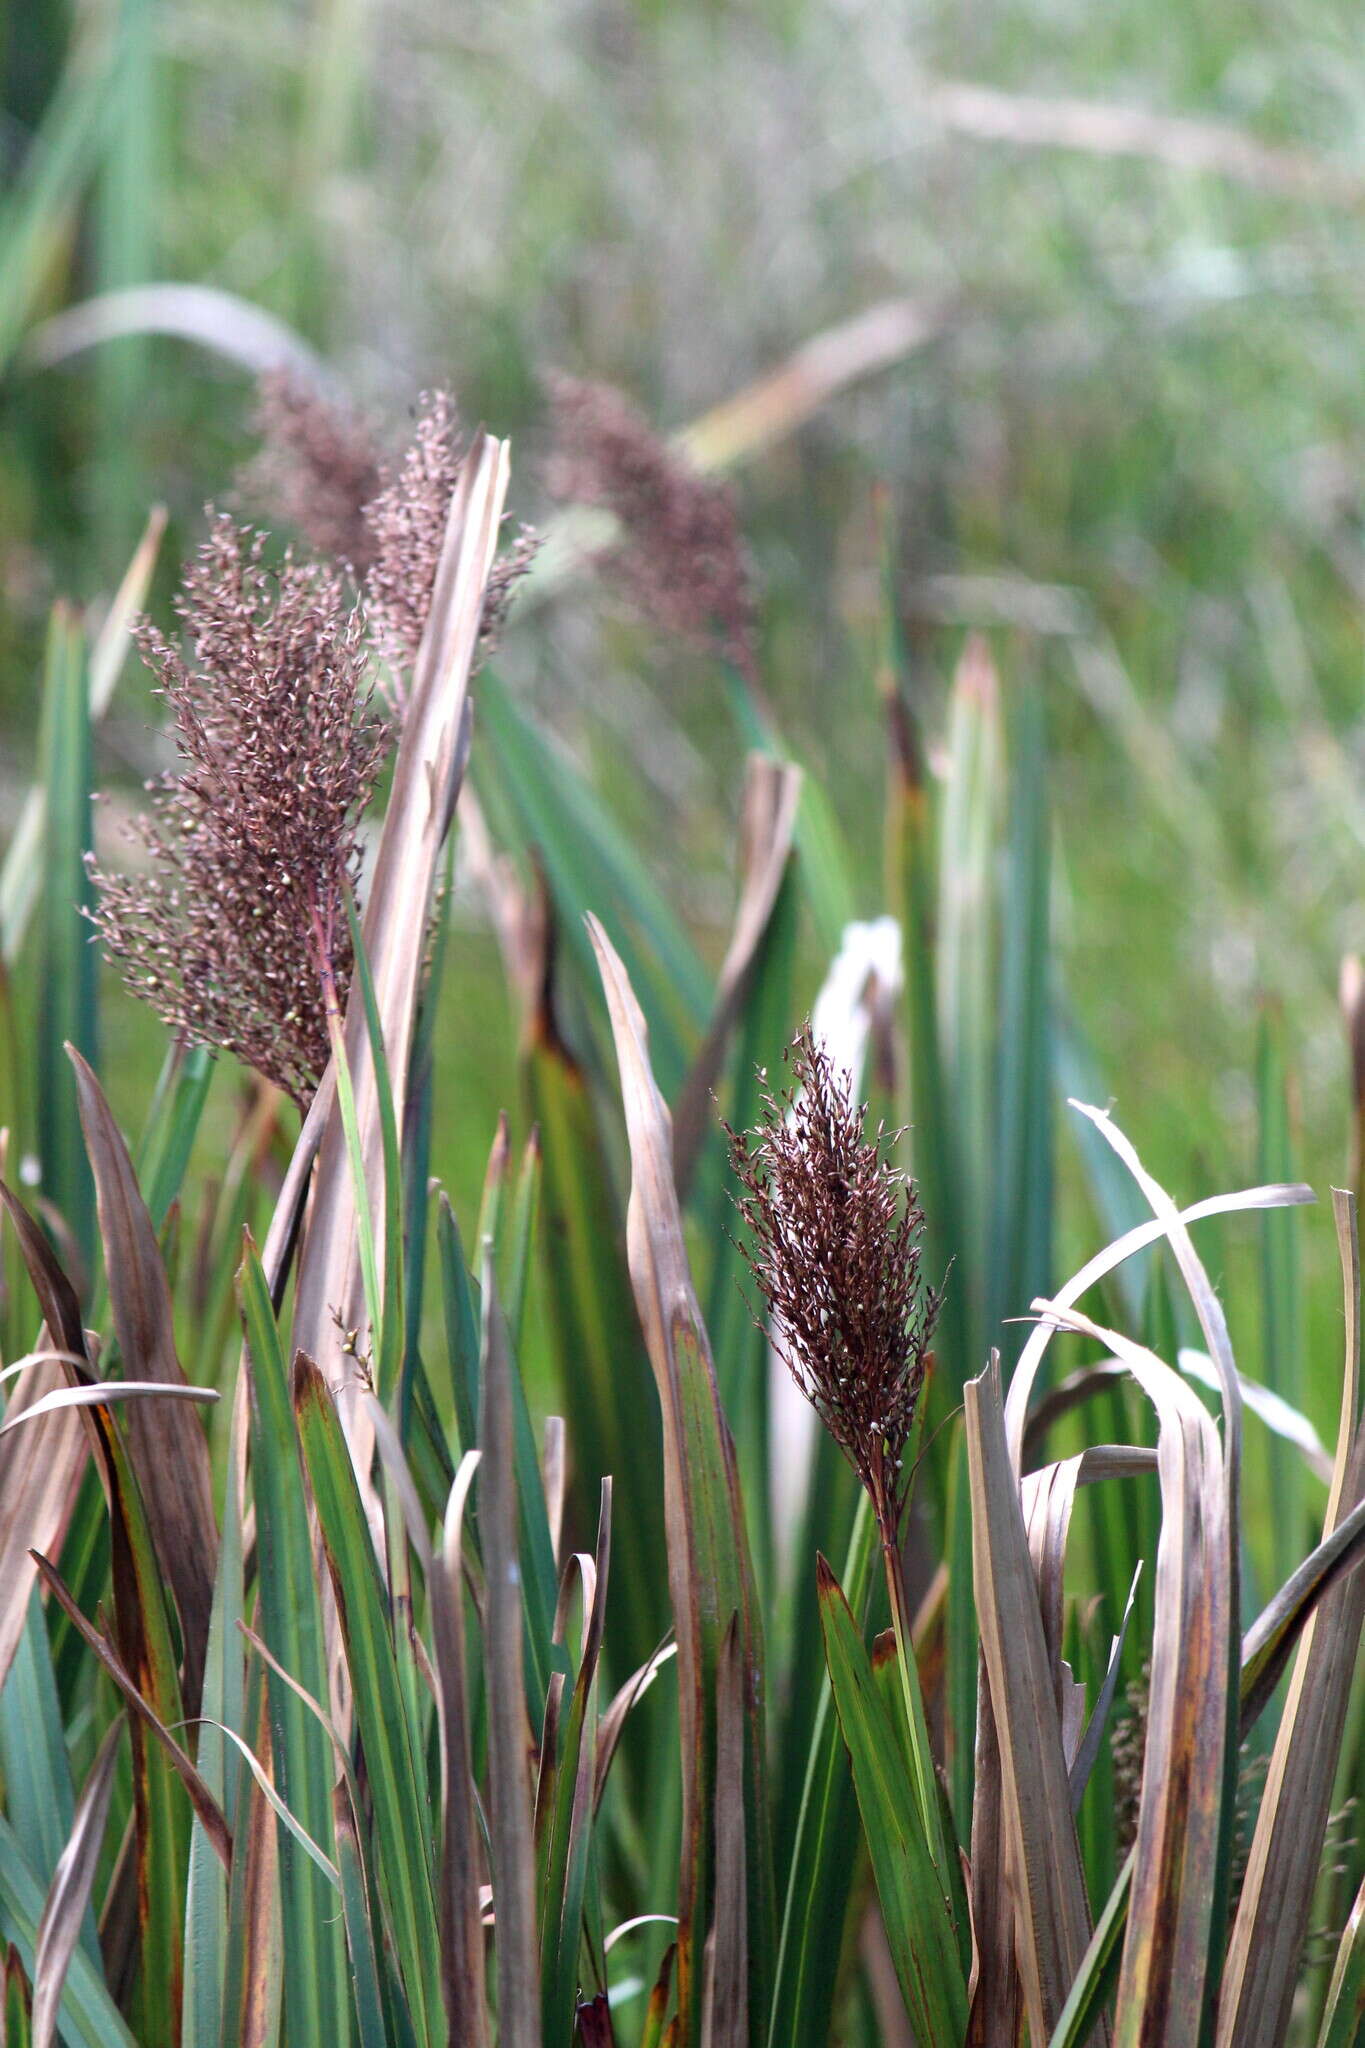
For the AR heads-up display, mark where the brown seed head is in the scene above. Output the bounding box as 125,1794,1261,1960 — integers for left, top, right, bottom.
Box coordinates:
88,516,387,1108
363,388,463,688
546,372,758,681
363,389,538,711
726,1025,940,1523
241,370,382,573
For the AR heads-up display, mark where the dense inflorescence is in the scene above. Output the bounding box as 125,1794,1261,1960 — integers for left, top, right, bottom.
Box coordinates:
243,369,383,574
727,1025,941,1526
345,387,537,709
547,372,757,680
88,517,387,1108
363,388,464,685
245,380,537,717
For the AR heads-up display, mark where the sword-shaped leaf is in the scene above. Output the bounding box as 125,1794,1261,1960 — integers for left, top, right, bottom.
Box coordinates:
589,917,771,2045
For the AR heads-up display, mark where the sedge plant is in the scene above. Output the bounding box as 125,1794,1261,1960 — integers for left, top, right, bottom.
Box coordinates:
0,382,1361,2048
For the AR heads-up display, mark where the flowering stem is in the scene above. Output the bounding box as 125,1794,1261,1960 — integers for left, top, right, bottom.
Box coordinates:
875,1481,955,1908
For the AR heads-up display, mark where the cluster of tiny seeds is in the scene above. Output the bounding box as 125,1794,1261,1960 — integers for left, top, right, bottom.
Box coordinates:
242,370,382,574
247,381,537,717
726,1025,941,1522
87,518,387,1108
362,388,464,693
546,372,758,682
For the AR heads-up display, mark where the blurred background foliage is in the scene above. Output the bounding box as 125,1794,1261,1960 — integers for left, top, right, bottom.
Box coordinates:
5,0,1365,1429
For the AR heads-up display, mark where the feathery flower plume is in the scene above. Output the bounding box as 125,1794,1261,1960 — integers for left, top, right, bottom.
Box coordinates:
363,388,463,678
546,372,758,680
88,516,387,1109
726,1024,940,1539
242,370,382,573
363,389,538,711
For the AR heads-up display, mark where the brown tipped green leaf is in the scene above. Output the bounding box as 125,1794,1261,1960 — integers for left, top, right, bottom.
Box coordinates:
429,1450,487,2048
1037,1305,1231,2048
1,1184,190,2045
707,1614,749,2048
963,1354,1098,2047
70,1047,217,1714
588,915,771,2046
292,1349,443,2045
521,904,667,1678
31,1719,121,2048
480,1243,541,2048
29,1556,231,1874
1216,1188,1365,2048
1317,1869,1365,2048
816,1554,967,2048
236,1240,346,2046
541,1482,612,2045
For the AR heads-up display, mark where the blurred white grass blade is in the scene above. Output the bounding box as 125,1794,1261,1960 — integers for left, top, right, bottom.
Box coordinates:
543,1415,566,1564
31,1717,122,2048
1004,1175,1314,1476
0,1348,87,1386
87,507,168,717
604,1914,680,1956
0,1380,218,1435
770,914,904,1558
0,1354,88,1694
923,79,1365,206
1317,1867,1365,2048
25,284,331,385
1069,1100,1248,1501
677,297,946,471
1178,1347,1333,1483
810,916,903,1098
1,505,165,965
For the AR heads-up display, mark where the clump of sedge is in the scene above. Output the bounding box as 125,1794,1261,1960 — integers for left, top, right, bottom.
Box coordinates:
88,517,387,1109
726,1024,941,1544
546,372,758,681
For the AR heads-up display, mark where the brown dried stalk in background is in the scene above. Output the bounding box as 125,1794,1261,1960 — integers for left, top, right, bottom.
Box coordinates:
547,371,758,680
727,1024,941,1544
242,369,382,573
88,517,387,1108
